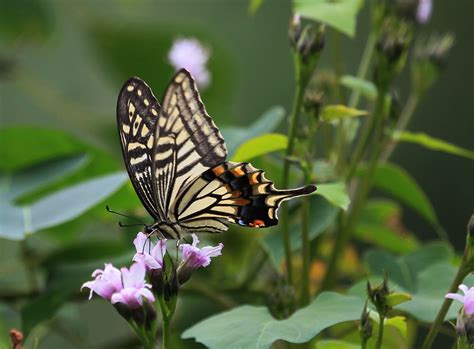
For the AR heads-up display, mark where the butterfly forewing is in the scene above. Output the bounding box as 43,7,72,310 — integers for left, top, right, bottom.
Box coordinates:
153,70,227,218
116,77,163,220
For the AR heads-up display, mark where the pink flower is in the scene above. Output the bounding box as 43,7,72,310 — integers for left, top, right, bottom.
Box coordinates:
133,232,167,270
81,261,155,309
417,0,432,24
81,263,122,300
180,234,223,270
168,38,211,89
446,284,474,315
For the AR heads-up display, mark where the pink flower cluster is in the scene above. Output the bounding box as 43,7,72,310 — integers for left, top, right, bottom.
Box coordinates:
82,232,223,307
446,284,474,315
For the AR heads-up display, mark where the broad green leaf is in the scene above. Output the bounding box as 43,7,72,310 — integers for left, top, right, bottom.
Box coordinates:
232,133,288,162
0,172,127,239
315,340,359,349
0,127,82,172
293,0,363,37
340,75,377,100
182,292,363,349
316,182,350,210
261,195,338,267
248,0,264,14
364,242,452,292
222,106,285,156
397,263,474,323
392,131,474,160
358,163,441,233
320,104,367,122
1,154,88,201
355,200,419,253
29,172,127,233
384,316,408,338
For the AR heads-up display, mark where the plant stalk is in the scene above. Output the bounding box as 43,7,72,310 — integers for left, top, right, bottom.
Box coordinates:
421,265,469,349
375,314,385,349
281,53,307,285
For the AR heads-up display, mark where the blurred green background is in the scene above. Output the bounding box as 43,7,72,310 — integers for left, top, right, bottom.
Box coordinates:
0,0,472,347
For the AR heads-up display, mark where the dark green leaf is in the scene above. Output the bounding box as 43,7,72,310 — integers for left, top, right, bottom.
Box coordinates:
293,0,363,37
222,106,285,156
2,154,88,201
232,133,288,162
182,292,363,348
392,131,474,160
358,163,442,234
261,196,338,267
364,242,452,291
355,200,419,253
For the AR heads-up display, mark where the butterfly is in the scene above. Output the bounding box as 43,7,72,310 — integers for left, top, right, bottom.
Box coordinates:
116,69,316,239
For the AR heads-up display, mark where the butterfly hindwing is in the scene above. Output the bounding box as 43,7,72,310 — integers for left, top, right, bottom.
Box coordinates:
116,77,163,220
172,162,316,231
153,69,227,218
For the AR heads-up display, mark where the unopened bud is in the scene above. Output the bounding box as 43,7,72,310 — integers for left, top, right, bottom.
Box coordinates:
303,91,324,120
267,275,296,319
367,275,391,316
288,14,302,48
296,24,326,63
416,33,455,68
359,302,373,342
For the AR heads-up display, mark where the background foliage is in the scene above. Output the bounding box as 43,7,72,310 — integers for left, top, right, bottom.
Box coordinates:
0,0,473,348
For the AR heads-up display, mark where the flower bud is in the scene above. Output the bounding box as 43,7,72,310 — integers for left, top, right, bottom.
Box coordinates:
367,275,391,316
288,14,302,49
296,24,326,64
374,19,412,88
359,302,373,343
303,91,324,120
267,275,296,319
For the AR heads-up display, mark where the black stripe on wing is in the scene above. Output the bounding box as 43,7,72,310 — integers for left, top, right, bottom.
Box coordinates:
116,77,162,220
174,161,316,230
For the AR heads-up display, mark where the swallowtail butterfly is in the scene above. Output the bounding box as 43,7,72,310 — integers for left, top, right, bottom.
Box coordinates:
116,69,316,239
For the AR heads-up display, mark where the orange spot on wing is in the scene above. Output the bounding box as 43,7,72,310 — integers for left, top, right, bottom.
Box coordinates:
234,198,250,205
212,165,225,176
249,172,260,185
231,167,245,177
249,219,265,227
230,190,242,198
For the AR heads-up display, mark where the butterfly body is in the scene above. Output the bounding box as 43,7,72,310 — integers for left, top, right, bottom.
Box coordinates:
117,69,316,239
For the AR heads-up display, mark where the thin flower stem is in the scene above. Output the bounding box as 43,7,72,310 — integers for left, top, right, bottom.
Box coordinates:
380,92,419,162
301,172,311,306
322,89,387,289
281,53,306,285
162,318,171,349
375,314,385,349
421,265,469,349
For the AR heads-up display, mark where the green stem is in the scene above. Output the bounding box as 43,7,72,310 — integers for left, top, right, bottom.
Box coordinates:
380,92,419,162
162,317,171,349
375,314,385,349
281,53,307,285
301,172,311,306
158,296,177,349
421,265,469,349
322,89,387,290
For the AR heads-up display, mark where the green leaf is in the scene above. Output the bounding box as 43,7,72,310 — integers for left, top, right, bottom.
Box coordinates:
315,340,359,349
0,172,127,240
182,292,363,349
355,200,419,253
383,316,408,338
222,106,285,156
261,196,338,268
248,0,264,14
293,0,363,37
1,154,88,201
340,75,377,100
386,293,412,307
358,163,441,233
29,172,127,233
232,133,288,162
316,182,350,210
320,104,367,122
364,242,452,292
0,304,21,347
392,131,474,160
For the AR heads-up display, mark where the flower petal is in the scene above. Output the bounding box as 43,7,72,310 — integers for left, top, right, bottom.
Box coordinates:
459,284,469,294
445,293,465,302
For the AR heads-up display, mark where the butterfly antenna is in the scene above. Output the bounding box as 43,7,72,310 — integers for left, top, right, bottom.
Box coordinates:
118,221,144,228
106,205,146,225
